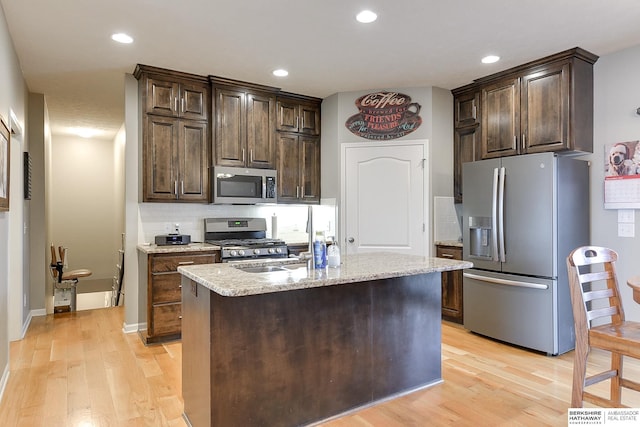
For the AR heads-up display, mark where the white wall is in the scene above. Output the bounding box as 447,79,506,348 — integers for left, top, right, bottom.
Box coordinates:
321,86,452,249
28,94,47,313
113,125,125,252
49,134,121,293
7,115,24,342
0,1,28,400
591,44,640,321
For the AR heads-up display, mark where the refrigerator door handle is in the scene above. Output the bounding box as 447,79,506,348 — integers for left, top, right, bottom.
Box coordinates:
463,272,549,290
498,166,506,262
491,167,499,262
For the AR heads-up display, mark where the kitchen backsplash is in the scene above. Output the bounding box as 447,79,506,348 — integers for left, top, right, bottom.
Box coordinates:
433,197,462,242
138,202,337,245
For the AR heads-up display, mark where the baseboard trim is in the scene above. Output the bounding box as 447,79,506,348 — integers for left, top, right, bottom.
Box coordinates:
122,322,145,334
19,308,47,340
0,363,9,407
30,308,46,317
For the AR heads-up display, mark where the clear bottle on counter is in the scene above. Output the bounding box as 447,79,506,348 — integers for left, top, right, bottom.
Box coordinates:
327,241,340,268
313,231,327,269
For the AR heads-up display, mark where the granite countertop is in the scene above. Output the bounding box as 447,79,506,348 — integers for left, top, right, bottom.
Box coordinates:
178,252,473,297
136,242,220,254
435,240,463,248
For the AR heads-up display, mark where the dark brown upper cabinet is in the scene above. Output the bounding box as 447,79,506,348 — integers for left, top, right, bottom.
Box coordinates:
276,96,321,136
476,48,598,159
451,48,598,201
135,65,210,203
210,77,278,169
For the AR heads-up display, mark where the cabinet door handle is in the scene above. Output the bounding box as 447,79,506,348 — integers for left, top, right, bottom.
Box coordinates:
242,148,245,163
181,98,185,113
181,181,184,195
472,105,477,120
522,134,526,150
179,315,183,320
174,181,178,196
174,97,178,113
301,186,305,198
296,186,299,198
250,149,253,163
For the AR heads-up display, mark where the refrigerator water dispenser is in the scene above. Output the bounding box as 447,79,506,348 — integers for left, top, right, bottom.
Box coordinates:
468,216,492,259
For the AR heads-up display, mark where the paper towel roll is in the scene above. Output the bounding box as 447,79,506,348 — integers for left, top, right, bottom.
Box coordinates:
271,214,278,239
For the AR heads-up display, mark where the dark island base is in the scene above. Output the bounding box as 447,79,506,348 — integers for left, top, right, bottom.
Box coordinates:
182,273,442,427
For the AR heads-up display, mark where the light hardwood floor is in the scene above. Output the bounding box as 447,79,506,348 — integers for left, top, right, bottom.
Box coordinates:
1,307,639,426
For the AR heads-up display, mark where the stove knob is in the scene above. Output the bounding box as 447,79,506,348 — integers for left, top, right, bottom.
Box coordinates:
229,250,237,257
268,248,275,254
275,248,283,254
238,250,245,256
253,249,261,255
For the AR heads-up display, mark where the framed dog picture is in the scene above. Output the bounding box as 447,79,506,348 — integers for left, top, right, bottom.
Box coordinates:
604,140,640,209
0,117,9,212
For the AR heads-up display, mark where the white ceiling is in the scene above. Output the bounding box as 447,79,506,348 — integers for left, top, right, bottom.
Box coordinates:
2,0,640,139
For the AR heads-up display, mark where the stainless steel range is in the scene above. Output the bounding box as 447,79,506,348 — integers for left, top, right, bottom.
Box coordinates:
204,217,288,261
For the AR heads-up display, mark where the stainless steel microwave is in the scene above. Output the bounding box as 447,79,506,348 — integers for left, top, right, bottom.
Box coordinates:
211,166,277,204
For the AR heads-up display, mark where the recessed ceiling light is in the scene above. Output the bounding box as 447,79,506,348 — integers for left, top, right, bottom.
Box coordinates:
111,33,133,44
273,69,289,77
356,10,377,24
481,55,500,64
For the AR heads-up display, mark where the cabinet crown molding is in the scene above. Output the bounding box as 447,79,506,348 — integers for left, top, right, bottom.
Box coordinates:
209,75,281,94
452,47,599,92
277,92,323,104
133,64,209,83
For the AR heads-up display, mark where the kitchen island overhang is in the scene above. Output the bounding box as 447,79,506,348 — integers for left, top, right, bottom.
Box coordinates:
179,252,471,427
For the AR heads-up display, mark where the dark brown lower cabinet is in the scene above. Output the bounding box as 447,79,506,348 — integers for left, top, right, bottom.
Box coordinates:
141,250,218,344
181,273,443,427
436,244,463,323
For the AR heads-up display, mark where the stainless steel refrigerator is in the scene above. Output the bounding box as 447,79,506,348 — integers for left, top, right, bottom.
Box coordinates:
462,152,589,355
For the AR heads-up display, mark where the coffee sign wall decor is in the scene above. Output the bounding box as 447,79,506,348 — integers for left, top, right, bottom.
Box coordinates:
345,91,422,140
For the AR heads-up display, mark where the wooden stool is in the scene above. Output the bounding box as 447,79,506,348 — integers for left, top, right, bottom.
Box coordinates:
627,276,640,304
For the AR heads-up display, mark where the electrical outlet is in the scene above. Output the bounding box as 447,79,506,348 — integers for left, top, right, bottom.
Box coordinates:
618,223,635,238
618,209,635,223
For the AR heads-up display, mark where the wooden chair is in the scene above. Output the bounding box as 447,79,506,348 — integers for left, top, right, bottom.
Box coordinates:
50,244,92,312
566,246,640,407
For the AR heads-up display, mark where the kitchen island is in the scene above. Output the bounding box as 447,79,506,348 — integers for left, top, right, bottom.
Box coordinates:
178,252,471,427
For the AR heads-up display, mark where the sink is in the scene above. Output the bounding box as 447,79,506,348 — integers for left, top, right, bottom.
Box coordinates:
280,262,310,271
237,265,288,273
234,261,311,274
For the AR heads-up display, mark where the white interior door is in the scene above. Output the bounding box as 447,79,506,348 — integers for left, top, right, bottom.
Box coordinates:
342,141,428,256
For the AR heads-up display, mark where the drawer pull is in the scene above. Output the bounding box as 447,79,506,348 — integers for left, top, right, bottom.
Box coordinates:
179,315,183,320
178,261,195,265
440,254,454,258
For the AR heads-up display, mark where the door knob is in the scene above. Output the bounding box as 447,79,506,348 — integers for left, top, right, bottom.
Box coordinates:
348,237,355,243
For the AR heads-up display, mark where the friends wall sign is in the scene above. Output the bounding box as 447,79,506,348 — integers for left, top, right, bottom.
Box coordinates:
345,91,422,140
